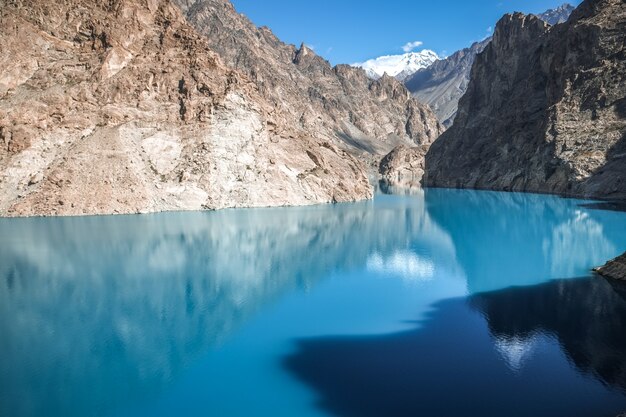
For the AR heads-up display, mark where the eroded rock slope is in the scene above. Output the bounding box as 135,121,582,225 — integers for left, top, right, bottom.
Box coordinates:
174,0,443,165
0,0,373,216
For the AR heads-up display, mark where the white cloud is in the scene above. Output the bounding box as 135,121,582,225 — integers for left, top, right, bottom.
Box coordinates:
402,40,423,53
487,26,493,33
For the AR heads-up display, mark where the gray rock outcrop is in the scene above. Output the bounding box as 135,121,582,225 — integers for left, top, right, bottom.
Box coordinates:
423,0,626,199
0,0,375,216
595,252,626,280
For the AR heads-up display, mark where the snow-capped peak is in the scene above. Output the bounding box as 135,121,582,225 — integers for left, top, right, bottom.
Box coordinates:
353,50,440,81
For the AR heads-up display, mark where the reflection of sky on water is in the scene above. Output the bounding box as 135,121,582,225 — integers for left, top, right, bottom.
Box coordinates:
493,334,539,372
367,250,435,281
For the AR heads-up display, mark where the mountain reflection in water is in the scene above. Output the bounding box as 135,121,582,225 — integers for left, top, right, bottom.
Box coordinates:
0,189,625,417
284,277,626,417
0,194,456,417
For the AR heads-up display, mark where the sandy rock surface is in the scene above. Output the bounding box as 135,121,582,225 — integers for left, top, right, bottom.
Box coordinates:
0,0,373,217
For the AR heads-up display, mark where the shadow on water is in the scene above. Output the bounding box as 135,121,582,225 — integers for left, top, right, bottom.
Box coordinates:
580,201,626,213
471,277,626,394
283,277,626,417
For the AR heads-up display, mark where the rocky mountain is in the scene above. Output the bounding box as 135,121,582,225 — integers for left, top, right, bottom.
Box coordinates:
423,0,626,199
174,0,443,166
405,3,575,127
405,39,490,127
379,145,429,190
538,3,578,25
0,0,445,218
352,50,440,81
0,0,378,217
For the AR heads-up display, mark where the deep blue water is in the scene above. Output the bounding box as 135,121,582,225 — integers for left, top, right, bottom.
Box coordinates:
1,189,626,417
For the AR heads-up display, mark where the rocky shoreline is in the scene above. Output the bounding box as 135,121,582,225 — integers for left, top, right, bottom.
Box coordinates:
595,253,626,281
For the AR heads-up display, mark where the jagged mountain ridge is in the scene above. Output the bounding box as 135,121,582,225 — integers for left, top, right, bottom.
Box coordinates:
538,3,579,25
405,39,490,127
405,3,576,127
352,50,440,81
0,0,374,217
174,0,443,165
424,0,626,199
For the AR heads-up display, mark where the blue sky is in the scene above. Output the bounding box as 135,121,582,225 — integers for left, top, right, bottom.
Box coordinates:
230,0,580,64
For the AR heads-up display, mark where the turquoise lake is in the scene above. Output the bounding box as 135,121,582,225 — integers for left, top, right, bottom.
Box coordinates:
1,188,626,417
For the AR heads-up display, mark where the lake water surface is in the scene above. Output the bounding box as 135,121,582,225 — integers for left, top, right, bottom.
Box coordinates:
1,189,626,417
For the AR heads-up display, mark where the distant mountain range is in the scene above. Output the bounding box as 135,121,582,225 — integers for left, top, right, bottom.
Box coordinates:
351,4,575,127
406,3,576,126
405,39,491,127
352,50,439,81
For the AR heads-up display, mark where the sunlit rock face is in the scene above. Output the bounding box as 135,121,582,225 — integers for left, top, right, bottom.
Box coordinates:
0,0,371,217
379,145,429,190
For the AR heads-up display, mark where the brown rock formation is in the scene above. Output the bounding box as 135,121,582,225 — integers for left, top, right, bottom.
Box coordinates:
423,0,626,199
173,0,443,167
0,0,373,216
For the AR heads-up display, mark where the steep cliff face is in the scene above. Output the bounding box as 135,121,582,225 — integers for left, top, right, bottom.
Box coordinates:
405,4,575,128
173,0,443,165
0,0,372,217
424,0,626,199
